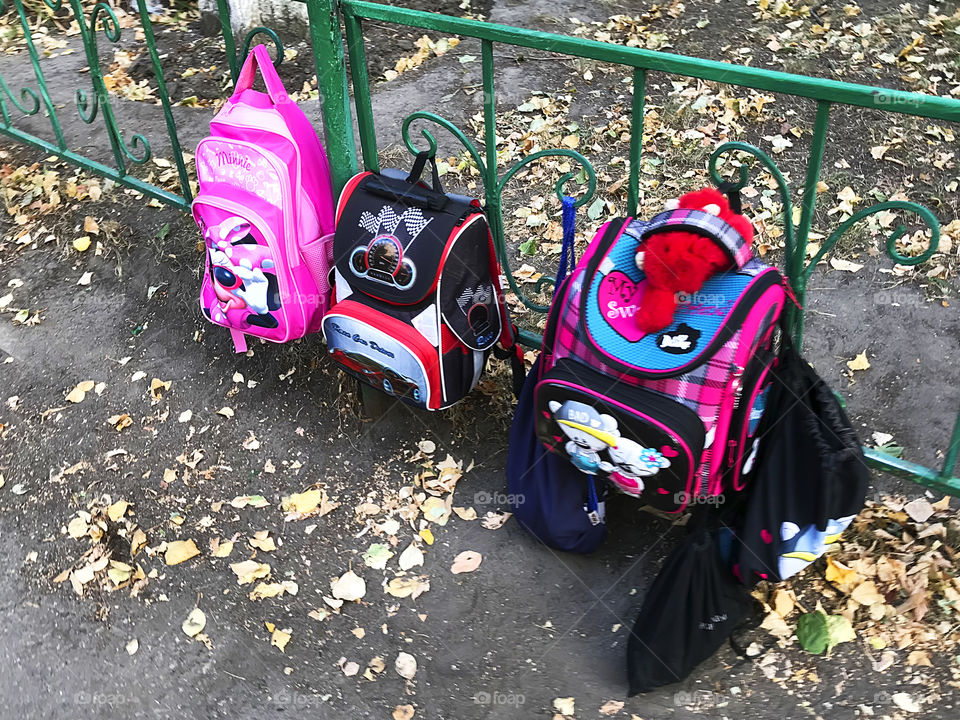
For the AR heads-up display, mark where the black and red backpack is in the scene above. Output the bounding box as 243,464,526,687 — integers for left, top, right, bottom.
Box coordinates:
322,152,521,410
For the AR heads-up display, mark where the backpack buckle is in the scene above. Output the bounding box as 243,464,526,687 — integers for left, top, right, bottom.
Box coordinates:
587,510,601,526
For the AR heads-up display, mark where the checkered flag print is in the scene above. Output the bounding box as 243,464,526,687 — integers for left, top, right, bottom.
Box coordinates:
358,206,401,236
399,207,432,240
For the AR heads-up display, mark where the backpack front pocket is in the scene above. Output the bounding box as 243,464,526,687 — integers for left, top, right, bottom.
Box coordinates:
322,299,440,409
534,359,706,512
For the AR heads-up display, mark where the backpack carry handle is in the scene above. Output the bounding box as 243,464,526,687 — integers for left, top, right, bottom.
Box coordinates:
364,177,448,212
406,151,444,195
233,44,289,105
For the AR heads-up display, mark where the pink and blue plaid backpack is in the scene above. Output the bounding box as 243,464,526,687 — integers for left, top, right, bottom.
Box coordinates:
192,45,336,353
534,195,786,515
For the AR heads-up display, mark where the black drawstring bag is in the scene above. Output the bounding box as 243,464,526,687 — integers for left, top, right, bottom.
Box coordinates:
730,335,870,586
627,510,755,695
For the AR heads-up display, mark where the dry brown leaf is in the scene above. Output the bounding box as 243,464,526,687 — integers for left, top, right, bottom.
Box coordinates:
450,550,482,574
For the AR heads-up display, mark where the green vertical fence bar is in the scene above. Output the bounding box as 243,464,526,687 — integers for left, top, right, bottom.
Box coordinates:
305,0,359,193
343,8,379,172
627,68,645,217
135,0,192,202
789,100,831,347
215,0,240,84
10,0,66,149
481,39,505,267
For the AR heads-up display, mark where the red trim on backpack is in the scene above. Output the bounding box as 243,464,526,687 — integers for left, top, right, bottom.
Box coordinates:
335,171,372,226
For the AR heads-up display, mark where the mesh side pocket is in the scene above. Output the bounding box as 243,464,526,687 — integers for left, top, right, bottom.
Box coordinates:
301,232,335,299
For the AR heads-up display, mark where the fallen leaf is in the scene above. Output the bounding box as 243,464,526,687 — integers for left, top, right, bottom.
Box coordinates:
600,700,625,716
904,498,934,524
249,530,277,552
83,216,100,235
270,627,291,652
242,432,261,451
825,557,861,588
281,487,338,520
149,378,171,400
331,569,366,601
363,543,394,569
450,550,482,574
217,406,234,418
395,651,417,680
230,560,271,585
393,705,415,720
73,236,91,252
182,608,206,637
453,506,477,521
554,697,575,716
210,538,234,558
67,516,89,539
892,693,921,713
65,380,95,403
417,439,436,454
418,528,434,545
386,575,430,599
340,659,360,677
178,409,193,423
480,511,512,530
249,580,298,601
230,494,269,509
164,539,200,565
125,638,139,655
772,589,794,617
107,500,129,522
77,271,93,286
851,580,884,606
829,257,863,273
398,542,424,571
796,611,855,654
846,352,871,372
907,650,932,667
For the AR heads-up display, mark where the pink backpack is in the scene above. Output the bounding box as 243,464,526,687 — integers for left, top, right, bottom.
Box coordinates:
536,208,786,514
192,45,336,353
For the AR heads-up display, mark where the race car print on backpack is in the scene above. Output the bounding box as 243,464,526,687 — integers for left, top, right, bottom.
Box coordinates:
323,152,521,410
192,45,336,353
535,186,787,513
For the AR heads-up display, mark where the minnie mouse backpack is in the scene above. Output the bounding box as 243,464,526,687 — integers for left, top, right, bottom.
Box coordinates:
535,186,786,514
192,45,336,353
323,152,521,410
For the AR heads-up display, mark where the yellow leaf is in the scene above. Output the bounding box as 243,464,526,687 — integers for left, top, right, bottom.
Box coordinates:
164,539,200,565
418,528,434,545
66,380,95,403
270,627,291,652
73,236,91,252
846,351,871,372
107,499,129,522
212,539,234,558
230,560,271,585
825,557,861,587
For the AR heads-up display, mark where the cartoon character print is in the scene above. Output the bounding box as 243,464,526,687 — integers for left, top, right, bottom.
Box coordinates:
599,437,672,497
548,400,619,476
776,515,855,579
547,400,671,496
204,216,281,330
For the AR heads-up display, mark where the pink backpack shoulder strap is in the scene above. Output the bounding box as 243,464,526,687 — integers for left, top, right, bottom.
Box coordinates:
233,45,288,105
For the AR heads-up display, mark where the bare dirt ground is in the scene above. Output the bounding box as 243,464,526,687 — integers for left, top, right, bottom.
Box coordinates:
1,0,960,719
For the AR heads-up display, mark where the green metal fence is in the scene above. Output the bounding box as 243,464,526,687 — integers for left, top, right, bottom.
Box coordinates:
1,0,958,495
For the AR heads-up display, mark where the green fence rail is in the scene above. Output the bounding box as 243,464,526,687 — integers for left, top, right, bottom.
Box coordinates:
0,0,958,495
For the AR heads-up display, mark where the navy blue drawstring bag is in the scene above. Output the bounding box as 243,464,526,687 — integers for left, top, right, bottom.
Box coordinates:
506,197,606,553
507,357,608,553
